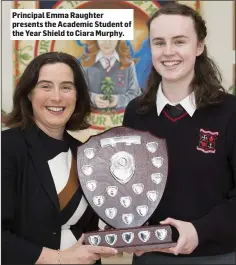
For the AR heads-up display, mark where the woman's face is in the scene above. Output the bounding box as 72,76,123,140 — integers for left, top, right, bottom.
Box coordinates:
29,63,77,133
149,14,204,84
97,40,119,56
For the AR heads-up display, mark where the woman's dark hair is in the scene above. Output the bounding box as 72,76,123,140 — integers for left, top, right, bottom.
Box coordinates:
3,52,92,130
137,3,226,114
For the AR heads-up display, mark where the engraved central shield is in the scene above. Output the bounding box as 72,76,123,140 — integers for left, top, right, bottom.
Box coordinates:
77,126,168,229
110,151,135,184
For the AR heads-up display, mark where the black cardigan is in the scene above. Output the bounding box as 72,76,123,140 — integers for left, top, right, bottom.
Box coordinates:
1,125,99,264
122,93,236,257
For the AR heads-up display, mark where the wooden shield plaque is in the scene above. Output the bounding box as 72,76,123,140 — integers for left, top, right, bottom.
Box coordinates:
77,126,176,251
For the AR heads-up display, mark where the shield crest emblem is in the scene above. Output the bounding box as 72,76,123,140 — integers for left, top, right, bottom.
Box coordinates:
77,126,168,229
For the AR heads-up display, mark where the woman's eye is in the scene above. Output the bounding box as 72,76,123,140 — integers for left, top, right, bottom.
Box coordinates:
62,86,72,90
175,40,185,45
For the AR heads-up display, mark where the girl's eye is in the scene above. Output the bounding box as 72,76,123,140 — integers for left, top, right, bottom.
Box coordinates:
154,42,165,46
40,85,51,90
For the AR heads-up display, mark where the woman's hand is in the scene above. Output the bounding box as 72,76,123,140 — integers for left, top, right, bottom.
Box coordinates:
61,234,118,264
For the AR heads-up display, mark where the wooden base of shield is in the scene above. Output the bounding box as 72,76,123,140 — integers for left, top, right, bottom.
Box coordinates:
83,224,177,252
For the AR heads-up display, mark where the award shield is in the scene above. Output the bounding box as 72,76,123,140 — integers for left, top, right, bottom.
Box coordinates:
77,126,176,252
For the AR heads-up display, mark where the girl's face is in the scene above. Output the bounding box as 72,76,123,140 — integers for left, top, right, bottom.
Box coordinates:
97,40,119,56
150,14,204,84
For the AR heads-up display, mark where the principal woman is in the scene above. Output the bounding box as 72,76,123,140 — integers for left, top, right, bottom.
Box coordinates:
2,52,118,264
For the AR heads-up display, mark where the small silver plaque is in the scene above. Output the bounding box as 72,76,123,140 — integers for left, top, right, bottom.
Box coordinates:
151,173,163,184
136,205,148,217
120,196,132,208
106,186,118,197
100,135,141,147
146,142,158,153
132,183,144,195
105,208,117,219
138,230,150,242
147,190,158,202
82,165,93,176
86,180,97,192
155,228,167,240
152,157,164,168
84,148,96,159
88,235,101,245
105,234,117,246
122,213,134,225
122,232,134,244
93,196,105,207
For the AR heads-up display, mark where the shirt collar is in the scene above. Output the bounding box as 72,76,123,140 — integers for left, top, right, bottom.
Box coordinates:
156,83,196,117
95,50,120,63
